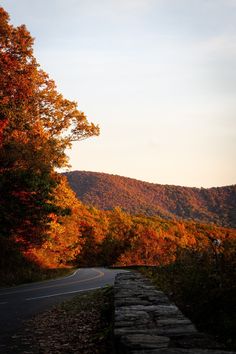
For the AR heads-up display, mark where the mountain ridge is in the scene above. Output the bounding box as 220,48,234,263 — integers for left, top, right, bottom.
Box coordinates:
64,170,236,228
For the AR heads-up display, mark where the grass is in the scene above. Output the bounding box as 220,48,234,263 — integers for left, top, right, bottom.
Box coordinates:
0,240,75,287
0,263,75,287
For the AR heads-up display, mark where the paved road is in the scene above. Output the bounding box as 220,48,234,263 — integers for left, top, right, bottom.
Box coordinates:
0,267,126,343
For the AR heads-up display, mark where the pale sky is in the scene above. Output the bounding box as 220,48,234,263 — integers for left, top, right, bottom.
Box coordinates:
2,0,236,187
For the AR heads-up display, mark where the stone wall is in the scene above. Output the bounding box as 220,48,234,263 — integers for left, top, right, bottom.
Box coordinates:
114,272,235,354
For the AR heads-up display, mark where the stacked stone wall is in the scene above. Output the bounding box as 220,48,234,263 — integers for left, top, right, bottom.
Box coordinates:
114,272,235,354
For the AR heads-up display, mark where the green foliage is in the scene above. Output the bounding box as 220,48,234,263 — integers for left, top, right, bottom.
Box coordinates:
0,168,58,247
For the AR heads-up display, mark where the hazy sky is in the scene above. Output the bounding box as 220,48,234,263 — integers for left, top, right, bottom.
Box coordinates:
2,0,236,187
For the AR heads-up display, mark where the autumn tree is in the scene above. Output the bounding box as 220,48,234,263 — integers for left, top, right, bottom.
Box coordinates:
76,207,109,266
0,7,99,252
25,176,85,267
98,208,134,265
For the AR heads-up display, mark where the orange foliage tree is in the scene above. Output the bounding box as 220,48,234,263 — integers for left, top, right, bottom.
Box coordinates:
25,177,84,267
0,7,99,257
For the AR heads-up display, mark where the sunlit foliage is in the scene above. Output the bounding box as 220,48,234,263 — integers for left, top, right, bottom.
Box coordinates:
0,7,99,266
65,171,236,228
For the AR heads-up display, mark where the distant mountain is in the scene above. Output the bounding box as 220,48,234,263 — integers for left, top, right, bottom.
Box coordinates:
64,171,236,228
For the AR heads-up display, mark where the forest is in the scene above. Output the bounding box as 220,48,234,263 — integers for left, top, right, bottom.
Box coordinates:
0,6,236,349
65,170,236,228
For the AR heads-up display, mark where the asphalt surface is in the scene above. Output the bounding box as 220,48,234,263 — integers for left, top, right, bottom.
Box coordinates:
0,267,126,345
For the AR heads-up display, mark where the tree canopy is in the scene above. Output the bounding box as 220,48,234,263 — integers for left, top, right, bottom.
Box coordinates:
0,6,99,248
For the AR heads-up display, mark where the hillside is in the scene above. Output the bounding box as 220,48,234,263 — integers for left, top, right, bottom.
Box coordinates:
64,171,236,228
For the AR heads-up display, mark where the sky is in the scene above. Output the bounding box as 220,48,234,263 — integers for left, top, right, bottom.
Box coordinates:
2,0,236,187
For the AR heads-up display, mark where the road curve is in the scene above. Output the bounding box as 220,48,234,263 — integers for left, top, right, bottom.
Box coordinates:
0,267,127,342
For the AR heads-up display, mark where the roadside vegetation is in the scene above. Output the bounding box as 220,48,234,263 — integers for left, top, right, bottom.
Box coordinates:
0,237,74,287
140,241,236,351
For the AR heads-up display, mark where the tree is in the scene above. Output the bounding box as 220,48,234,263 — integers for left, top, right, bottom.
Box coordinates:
0,6,99,250
25,176,84,267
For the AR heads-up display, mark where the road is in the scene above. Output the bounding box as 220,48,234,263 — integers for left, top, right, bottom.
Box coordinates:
0,267,126,345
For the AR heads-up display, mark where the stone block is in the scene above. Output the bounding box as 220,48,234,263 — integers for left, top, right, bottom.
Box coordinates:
121,334,170,349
